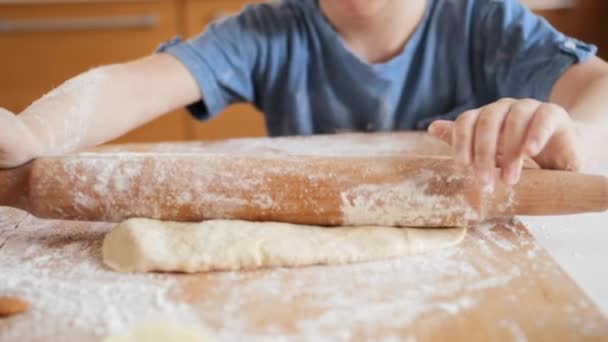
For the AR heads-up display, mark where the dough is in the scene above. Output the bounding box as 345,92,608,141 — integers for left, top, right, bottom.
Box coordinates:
103,321,210,342
102,218,466,273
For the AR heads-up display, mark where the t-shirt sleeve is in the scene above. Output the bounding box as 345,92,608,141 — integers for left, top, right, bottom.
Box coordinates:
472,0,597,103
156,6,268,120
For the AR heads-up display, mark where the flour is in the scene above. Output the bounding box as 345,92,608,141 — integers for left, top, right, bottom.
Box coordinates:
340,169,479,227
499,320,528,342
1,208,606,341
21,67,109,155
41,154,281,221
476,223,516,251
33,148,494,229
26,132,457,225
34,153,478,226
85,132,451,157
0,211,199,341
437,296,476,314
200,245,520,341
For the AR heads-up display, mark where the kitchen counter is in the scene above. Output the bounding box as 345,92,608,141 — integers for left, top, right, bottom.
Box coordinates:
522,164,608,316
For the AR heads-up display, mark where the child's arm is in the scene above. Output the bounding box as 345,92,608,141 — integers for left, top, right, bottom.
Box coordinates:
0,53,200,168
428,56,608,185
552,56,608,136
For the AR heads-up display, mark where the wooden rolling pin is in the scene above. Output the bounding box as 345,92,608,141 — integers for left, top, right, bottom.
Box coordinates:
0,153,607,227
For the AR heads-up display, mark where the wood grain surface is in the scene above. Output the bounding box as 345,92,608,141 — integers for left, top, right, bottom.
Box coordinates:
0,207,607,341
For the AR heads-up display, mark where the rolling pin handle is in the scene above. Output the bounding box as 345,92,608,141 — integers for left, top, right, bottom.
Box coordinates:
512,170,608,216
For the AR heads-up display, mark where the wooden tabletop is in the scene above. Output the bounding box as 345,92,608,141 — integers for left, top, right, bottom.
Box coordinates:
1,206,607,341
1,133,607,340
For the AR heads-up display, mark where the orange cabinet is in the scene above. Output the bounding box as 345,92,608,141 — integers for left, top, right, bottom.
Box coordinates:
0,1,192,143
533,0,608,59
0,0,266,143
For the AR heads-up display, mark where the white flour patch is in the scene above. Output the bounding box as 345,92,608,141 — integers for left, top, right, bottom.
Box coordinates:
21,67,110,155
2,208,605,341
85,132,451,157
201,245,520,341
499,319,528,342
437,296,476,314
0,212,199,341
340,169,479,227
476,222,515,251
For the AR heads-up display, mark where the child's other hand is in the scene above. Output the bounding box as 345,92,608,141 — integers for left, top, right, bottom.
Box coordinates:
428,98,589,185
0,108,41,168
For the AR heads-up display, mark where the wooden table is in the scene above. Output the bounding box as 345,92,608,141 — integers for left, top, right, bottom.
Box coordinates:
1,207,607,341
1,133,607,340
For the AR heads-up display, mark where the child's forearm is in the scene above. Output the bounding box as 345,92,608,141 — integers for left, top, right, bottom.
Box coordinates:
18,53,200,156
566,76,608,158
19,66,118,155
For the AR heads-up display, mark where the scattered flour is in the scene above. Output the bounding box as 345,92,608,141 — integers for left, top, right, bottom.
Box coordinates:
87,132,450,157
0,211,199,342
21,67,110,155
2,208,605,341
31,152,481,227
340,169,479,227
499,320,528,342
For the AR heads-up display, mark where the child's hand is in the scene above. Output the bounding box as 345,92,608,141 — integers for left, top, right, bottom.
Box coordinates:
0,108,41,168
428,98,589,185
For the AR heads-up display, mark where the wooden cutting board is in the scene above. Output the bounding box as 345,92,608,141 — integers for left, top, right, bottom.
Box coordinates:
1,133,607,340
0,208,607,341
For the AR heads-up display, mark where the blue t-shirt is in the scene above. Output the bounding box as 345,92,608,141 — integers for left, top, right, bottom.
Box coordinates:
158,0,596,136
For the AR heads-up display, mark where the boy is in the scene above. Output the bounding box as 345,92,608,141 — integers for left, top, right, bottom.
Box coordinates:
1,0,607,186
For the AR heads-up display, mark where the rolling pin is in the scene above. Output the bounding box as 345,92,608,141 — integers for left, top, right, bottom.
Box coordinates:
0,153,607,227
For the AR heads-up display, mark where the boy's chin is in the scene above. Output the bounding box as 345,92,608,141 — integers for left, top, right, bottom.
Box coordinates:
321,0,393,18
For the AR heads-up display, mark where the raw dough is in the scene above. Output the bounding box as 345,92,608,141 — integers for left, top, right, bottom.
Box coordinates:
102,321,210,342
102,218,466,273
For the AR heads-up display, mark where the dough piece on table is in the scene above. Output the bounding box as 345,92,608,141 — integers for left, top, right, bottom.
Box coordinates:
102,321,210,342
102,218,466,273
